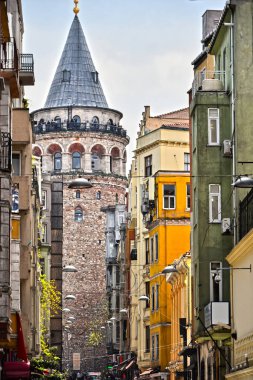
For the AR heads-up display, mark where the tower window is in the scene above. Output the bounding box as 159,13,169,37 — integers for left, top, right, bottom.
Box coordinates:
72,152,81,169
62,69,71,82
91,71,98,83
74,207,83,222
96,191,101,200
76,190,80,199
92,116,99,125
54,152,62,171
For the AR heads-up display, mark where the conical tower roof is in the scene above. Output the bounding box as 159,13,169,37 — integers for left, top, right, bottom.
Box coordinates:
44,16,108,109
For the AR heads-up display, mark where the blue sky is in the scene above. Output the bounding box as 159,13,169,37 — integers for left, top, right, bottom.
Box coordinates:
22,0,226,162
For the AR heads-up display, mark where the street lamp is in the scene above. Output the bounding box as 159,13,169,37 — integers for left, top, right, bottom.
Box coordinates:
138,295,149,302
214,264,251,283
63,265,78,273
68,177,93,189
232,176,253,188
162,264,178,274
65,294,76,300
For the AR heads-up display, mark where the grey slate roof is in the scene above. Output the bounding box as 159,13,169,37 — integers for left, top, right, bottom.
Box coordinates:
44,16,108,109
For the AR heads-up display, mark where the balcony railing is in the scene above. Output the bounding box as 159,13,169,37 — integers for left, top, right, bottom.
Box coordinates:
239,188,253,239
0,132,11,172
33,121,128,138
0,38,18,72
192,70,226,96
20,54,34,73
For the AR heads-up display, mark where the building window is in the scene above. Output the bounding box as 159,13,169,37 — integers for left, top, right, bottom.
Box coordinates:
155,234,159,261
145,282,150,308
76,190,80,199
91,71,98,83
210,262,222,302
151,286,155,312
96,191,101,200
72,152,81,169
41,224,47,244
12,153,21,175
151,336,155,361
145,326,150,353
163,184,176,209
42,190,47,210
145,155,152,177
156,334,159,360
74,207,83,222
208,108,220,145
184,153,190,171
186,184,190,210
209,184,221,223
155,284,159,310
150,237,154,263
145,238,150,264
54,152,62,171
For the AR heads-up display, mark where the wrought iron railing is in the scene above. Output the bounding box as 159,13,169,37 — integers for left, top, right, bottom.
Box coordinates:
0,132,11,172
239,188,253,239
0,38,18,71
20,54,34,73
33,121,128,138
192,70,226,96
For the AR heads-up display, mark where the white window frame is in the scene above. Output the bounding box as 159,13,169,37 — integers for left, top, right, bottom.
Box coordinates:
163,184,176,210
41,224,47,244
210,262,222,302
184,152,190,171
208,108,220,145
209,184,221,223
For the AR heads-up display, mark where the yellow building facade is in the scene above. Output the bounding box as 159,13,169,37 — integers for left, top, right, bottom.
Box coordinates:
130,106,190,380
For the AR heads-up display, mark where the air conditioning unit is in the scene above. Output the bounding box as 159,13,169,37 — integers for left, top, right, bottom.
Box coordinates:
221,218,231,234
223,140,232,157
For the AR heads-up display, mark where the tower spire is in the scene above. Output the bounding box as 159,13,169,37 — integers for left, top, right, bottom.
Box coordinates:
73,0,79,15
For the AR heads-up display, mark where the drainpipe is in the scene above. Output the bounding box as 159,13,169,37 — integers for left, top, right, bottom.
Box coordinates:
228,8,236,245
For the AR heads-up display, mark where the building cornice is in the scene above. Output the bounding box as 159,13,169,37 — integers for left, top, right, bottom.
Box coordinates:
226,229,253,265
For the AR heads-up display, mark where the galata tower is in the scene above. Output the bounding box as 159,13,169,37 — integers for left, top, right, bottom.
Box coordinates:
31,1,128,372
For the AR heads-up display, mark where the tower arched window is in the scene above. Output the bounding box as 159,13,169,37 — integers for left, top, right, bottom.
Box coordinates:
73,115,81,124
96,191,101,200
92,116,99,125
72,152,81,169
76,190,80,199
54,152,62,171
74,207,83,222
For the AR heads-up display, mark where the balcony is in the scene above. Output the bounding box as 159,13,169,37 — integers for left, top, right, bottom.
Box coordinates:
204,301,230,329
192,70,226,97
19,54,34,86
0,38,19,97
0,132,11,172
33,120,128,139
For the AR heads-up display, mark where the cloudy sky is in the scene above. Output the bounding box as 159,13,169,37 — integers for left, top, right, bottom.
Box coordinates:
22,0,226,163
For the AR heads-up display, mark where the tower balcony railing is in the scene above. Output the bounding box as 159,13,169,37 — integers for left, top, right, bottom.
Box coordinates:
33,121,128,138
192,70,226,97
